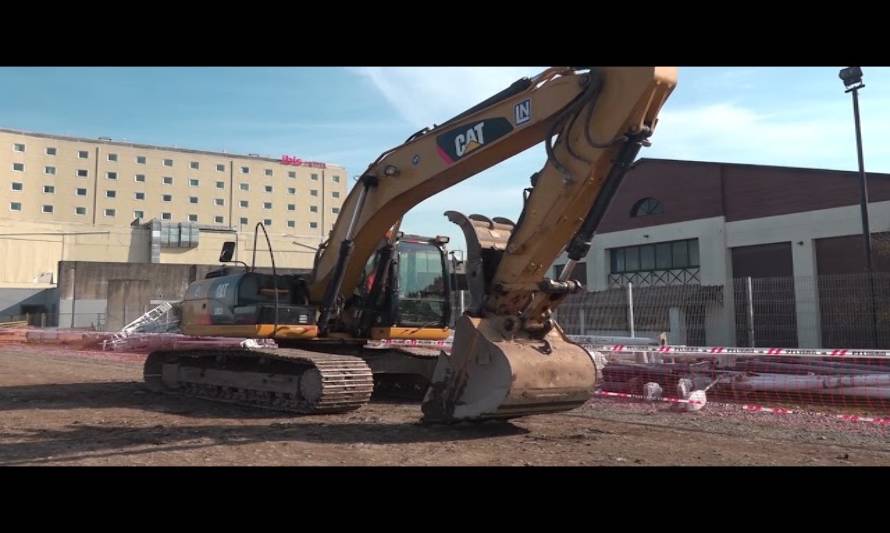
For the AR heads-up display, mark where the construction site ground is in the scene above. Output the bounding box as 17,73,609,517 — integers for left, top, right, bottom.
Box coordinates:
1,344,889,466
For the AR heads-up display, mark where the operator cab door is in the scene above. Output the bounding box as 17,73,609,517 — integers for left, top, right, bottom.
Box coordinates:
394,240,450,329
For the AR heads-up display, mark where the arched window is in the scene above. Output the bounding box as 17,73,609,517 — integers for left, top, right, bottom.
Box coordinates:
630,197,664,217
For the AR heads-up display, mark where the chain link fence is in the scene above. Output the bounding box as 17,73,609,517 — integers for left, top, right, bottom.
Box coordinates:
555,272,890,350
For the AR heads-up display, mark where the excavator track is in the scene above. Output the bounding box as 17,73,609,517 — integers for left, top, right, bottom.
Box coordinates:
143,348,374,414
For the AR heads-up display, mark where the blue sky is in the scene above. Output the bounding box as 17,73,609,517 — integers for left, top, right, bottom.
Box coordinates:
2,66,889,252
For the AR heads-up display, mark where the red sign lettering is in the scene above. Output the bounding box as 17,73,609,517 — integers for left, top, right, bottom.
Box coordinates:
281,155,327,169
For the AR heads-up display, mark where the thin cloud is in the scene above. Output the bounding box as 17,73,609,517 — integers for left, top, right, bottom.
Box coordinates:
350,67,542,127
648,101,890,172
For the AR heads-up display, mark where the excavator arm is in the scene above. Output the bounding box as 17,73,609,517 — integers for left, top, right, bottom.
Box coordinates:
311,67,677,421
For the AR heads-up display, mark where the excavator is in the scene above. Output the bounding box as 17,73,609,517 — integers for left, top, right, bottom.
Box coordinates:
143,66,677,422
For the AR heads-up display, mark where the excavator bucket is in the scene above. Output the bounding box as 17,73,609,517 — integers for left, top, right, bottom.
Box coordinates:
421,314,596,422
422,210,596,422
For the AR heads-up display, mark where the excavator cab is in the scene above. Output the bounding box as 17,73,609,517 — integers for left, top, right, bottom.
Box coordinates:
356,234,453,341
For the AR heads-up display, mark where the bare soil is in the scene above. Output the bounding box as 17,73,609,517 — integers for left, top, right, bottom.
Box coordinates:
1,344,889,466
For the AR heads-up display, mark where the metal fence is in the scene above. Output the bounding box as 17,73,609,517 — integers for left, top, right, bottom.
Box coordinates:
555,272,890,350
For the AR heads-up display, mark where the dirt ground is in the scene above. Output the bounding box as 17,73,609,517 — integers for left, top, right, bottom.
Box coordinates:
1,344,889,466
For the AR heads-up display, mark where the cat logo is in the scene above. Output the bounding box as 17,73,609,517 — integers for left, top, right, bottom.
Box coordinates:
455,123,485,157
435,117,514,165
514,98,531,125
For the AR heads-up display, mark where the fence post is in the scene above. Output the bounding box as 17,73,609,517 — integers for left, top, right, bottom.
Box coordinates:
746,276,756,347
627,282,635,338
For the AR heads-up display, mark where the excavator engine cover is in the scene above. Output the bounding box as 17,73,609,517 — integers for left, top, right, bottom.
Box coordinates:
421,314,596,422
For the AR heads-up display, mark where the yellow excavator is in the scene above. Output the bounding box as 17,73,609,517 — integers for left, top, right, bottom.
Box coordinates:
143,66,677,422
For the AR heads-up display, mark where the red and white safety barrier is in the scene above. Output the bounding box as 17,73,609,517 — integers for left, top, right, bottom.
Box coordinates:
741,404,793,415
594,390,890,428
589,343,890,359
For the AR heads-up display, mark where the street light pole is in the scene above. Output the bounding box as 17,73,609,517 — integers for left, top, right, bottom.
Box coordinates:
840,66,879,347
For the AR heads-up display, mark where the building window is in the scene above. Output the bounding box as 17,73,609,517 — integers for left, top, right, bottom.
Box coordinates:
265,185,273,193
609,238,700,288
162,212,172,220
105,208,116,217
240,183,249,191
310,189,318,197
264,202,272,209
46,147,57,156
215,198,224,206
630,197,664,217
13,143,25,152
240,200,249,208
75,207,86,216
310,221,318,229
12,163,24,172
332,207,340,214
189,178,199,187
310,205,318,213
264,219,272,226
77,169,88,178
163,176,173,185
241,166,249,174
332,175,340,183
106,171,117,180
287,204,295,211
78,150,89,159
136,155,147,164
135,192,145,200
288,220,295,228
265,169,273,176
214,216,224,224
134,210,144,219
190,161,199,170
108,153,118,162
135,174,146,182
106,190,116,198
311,173,319,181
42,205,54,214
332,191,340,198
216,164,225,172
10,202,22,211
189,196,198,204
76,188,87,196
11,182,23,191
44,166,56,175
163,159,173,167
43,185,55,194
288,171,296,178
216,181,225,189
240,217,248,225
188,214,198,222
163,194,172,202
288,187,295,195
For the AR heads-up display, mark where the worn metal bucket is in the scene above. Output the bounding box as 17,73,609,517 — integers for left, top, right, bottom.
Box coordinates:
421,315,596,422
